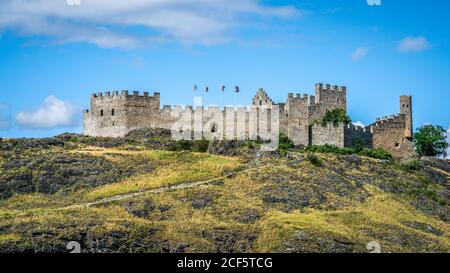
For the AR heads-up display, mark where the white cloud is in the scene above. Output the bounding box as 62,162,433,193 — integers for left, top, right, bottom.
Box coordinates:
352,121,365,128
351,47,369,61
398,36,431,52
0,0,303,48
16,96,79,129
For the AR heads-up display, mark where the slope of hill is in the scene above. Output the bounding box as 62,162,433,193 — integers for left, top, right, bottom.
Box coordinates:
0,132,449,253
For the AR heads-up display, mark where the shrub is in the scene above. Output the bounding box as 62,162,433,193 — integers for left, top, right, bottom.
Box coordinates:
168,139,209,153
358,148,392,160
305,144,353,155
351,138,364,153
278,134,294,151
191,140,210,153
168,140,192,151
68,137,80,143
321,108,351,126
306,153,322,167
399,160,421,172
304,144,392,161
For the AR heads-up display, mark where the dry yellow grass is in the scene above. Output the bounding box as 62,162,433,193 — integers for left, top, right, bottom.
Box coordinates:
84,151,241,201
255,185,450,252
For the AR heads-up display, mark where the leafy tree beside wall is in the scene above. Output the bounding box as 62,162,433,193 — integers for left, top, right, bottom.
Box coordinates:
321,108,352,126
414,125,448,157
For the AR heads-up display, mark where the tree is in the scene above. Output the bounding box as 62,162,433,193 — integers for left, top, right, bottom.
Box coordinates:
321,108,352,126
414,125,448,157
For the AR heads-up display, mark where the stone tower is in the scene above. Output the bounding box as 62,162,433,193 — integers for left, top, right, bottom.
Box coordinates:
400,95,413,139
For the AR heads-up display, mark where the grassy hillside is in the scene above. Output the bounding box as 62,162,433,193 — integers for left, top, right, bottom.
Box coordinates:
0,135,449,253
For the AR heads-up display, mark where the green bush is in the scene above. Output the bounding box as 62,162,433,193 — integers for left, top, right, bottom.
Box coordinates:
306,153,322,167
168,140,192,151
68,137,80,143
168,139,209,153
305,144,353,155
358,148,392,160
352,138,364,153
399,160,421,172
304,144,392,160
191,140,210,153
278,134,294,151
321,108,351,126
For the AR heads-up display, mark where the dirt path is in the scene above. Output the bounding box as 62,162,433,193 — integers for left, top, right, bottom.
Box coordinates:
59,162,279,210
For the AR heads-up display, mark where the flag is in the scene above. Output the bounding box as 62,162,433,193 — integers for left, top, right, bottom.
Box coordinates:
235,86,240,93
205,85,209,92
193,84,197,92
221,85,225,92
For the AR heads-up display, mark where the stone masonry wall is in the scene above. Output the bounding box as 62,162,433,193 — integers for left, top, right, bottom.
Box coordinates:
370,114,415,158
83,84,414,159
308,83,346,124
311,123,345,147
83,91,128,137
285,93,310,146
344,124,373,147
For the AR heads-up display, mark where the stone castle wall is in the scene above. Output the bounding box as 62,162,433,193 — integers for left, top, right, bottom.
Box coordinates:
83,84,414,158
83,91,160,137
311,123,345,147
369,113,415,159
344,124,373,147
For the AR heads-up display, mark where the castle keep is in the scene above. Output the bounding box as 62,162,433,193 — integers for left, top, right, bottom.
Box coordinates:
83,83,415,158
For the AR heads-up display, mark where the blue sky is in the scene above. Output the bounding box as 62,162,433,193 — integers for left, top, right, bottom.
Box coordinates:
0,0,449,143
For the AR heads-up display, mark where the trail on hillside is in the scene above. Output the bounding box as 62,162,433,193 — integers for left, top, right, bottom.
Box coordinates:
58,161,282,211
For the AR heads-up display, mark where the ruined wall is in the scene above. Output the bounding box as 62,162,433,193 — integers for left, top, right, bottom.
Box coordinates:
369,114,415,159
83,91,161,137
124,91,160,131
344,124,373,147
158,104,277,142
400,95,413,139
308,83,346,124
285,93,310,146
83,91,128,137
83,84,414,159
311,123,345,147
310,123,373,148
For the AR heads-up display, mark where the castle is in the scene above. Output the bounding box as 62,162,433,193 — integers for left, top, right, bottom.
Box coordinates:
83,83,415,158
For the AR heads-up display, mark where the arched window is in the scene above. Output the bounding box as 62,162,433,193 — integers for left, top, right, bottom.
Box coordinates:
259,100,262,106
100,109,104,117
111,109,115,116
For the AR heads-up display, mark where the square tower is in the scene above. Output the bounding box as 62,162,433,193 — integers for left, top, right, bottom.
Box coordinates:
400,95,413,139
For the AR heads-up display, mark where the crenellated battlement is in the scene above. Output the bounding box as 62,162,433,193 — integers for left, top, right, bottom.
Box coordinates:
312,122,346,128
287,93,310,104
315,83,346,93
83,84,413,158
372,113,406,128
345,123,373,134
